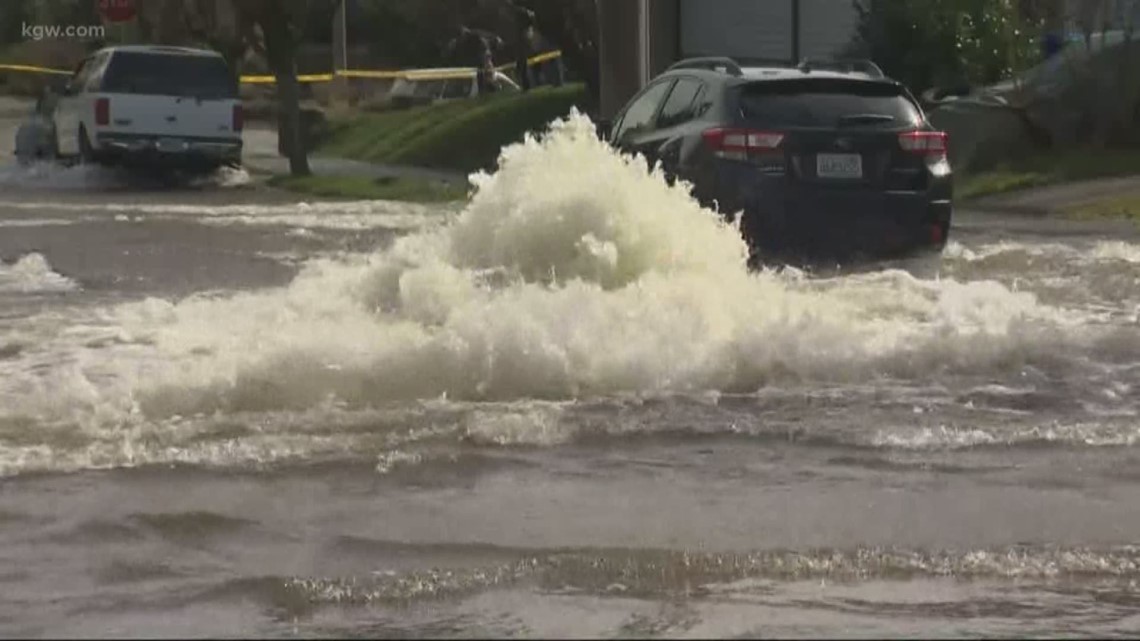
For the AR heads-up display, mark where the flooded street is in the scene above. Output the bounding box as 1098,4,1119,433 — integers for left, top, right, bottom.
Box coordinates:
2,114,1140,638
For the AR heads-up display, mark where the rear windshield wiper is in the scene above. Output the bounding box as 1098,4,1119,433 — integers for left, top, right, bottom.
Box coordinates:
837,113,896,126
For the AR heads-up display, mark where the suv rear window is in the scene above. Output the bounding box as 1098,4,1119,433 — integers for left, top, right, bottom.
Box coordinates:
100,51,238,99
738,79,920,128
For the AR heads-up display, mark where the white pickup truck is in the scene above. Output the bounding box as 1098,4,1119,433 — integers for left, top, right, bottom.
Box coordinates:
52,45,243,173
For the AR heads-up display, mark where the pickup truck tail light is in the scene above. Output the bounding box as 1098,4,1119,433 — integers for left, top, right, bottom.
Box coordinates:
94,97,110,126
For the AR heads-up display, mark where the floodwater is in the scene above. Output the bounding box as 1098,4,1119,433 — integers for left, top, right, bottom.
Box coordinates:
1,113,1139,638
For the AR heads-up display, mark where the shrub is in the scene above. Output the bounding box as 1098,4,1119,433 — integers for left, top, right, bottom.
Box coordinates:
846,0,1043,93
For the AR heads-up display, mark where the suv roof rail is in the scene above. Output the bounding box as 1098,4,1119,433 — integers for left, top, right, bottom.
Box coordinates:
797,57,885,78
667,57,744,76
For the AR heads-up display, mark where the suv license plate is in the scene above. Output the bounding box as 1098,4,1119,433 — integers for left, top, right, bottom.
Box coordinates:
156,137,188,153
816,153,862,179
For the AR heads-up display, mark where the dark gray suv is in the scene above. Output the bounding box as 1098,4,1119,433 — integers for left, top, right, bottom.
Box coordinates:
607,57,953,266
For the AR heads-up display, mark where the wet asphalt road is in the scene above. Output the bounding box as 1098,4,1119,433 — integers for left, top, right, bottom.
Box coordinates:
2,105,1140,638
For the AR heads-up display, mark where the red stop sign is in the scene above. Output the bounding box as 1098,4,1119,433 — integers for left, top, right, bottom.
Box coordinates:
96,0,136,23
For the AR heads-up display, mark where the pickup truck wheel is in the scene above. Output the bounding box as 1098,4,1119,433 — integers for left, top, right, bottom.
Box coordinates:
53,129,76,167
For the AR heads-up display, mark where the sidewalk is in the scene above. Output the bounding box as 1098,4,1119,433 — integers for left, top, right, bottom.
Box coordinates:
241,125,469,186
0,96,32,119
966,175,1140,216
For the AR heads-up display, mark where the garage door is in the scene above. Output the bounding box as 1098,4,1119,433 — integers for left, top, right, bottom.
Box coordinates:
679,0,793,63
799,0,861,59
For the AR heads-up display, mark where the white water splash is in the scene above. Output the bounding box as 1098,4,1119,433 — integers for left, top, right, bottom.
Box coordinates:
0,197,456,231
947,239,1140,265
0,160,251,191
0,110,1135,475
0,112,1099,417
0,253,79,294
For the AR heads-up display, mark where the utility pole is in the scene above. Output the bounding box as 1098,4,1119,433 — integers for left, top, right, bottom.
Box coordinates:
332,0,349,108
597,0,645,121
332,0,348,72
791,0,801,63
637,0,651,87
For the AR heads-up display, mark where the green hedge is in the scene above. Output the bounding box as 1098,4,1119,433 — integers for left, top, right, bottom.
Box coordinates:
318,84,589,173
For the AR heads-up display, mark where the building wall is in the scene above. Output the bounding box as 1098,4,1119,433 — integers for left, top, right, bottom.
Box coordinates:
679,0,794,62
597,0,679,120
799,0,861,58
597,0,864,120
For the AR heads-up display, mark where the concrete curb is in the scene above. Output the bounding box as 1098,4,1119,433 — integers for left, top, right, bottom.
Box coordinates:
956,201,1052,217
243,155,470,186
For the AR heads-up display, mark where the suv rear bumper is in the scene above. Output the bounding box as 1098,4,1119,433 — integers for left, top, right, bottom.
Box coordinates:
706,165,952,263
94,132,242,167
746,193,951,259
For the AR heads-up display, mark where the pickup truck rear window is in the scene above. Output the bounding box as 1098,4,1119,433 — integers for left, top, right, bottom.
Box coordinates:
100,52,238,99
738,79,921,128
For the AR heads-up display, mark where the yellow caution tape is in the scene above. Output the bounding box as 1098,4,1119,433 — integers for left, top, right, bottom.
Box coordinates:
337,69,403,80
344,50,562,83
527,50,563,65
0,50,561,85
240,73,336,84
0,63,72,75
402,69,476,81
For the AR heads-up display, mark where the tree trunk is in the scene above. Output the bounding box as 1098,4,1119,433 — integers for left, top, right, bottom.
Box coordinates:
1113,15,1138,145
260,8,310,176
182,0,246,75
157,0,186,44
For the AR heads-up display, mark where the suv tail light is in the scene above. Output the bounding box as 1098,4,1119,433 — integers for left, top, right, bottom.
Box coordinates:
94,97,110,126
898,131,947,158
702,127,784,162
232,104,244,133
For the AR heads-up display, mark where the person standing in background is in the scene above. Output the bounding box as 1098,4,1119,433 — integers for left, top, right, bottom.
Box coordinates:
479,49,499,95
445,25,504,95
507,0,537,91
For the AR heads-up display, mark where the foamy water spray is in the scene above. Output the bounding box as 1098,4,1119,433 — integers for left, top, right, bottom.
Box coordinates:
449,113,749,288
0,161,251,191
0,253,79,294
0,112,1131,455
